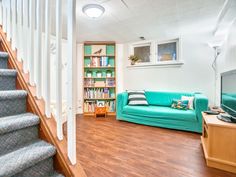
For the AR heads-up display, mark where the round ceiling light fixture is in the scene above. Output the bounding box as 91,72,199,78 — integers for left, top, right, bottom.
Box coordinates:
82,4,105,18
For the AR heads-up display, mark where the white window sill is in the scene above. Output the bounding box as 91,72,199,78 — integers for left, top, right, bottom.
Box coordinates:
127,61,184,69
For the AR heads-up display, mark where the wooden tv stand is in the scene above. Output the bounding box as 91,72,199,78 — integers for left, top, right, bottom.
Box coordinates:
201,112,236,173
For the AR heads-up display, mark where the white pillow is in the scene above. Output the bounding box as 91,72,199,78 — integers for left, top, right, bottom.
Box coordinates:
181,96,195,110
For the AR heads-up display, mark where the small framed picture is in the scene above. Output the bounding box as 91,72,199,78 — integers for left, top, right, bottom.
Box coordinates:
97,101,105,107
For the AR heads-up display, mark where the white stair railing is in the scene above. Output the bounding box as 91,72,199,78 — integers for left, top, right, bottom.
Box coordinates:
0,0,77,165
56,0,63,141
36,0,42,98
67,0,77,165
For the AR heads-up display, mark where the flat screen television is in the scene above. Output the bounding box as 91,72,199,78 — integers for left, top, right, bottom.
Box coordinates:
221,69,236,120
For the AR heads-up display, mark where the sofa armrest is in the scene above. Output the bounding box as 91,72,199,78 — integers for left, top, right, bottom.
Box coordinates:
116,92,128,118
194,93,208,124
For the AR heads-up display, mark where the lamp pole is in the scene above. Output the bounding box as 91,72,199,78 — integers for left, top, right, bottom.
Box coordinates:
212,46,221,108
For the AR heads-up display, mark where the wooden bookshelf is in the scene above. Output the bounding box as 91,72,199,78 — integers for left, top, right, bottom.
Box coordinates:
84,66,115,69
83,42,116,116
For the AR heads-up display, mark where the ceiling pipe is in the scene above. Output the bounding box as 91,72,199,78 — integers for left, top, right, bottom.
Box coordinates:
213,0,231,36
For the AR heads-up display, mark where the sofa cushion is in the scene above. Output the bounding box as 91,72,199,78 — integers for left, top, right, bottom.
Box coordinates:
145,91,194,107
127,90,148,106
171,99,189,110
123,105,197,122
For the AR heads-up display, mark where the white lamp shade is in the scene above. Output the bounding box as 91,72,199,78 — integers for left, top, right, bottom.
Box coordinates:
83,4,105,18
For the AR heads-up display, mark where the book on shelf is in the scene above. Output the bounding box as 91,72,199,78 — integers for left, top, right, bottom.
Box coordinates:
91,57,100,67
100,57,108,66
94,81,106,87
84,88,115,99
104,88,109,98
84,78,95,87
84,80,115,87
106,79,115,87
90,56,109,67
84,101,96,112
105,101,116,112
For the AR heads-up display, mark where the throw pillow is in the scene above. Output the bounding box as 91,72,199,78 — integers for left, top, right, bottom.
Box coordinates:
127,90,149,106
181,96,195,109
171,99,189,110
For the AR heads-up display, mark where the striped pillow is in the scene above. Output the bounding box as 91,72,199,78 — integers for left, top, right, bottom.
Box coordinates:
127,90,149,106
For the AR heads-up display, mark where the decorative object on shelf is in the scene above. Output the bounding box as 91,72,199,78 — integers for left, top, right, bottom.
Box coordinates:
87,70,92,78
128,55,140,65
97,100,105,107
92,45,106,55
94,49,102,55
95,107,107,118
96,71,102,78
106,70,112,77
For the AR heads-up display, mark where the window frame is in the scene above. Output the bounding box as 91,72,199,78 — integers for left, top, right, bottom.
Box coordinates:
128,38,183,68
129,40,155,66
156,38,179,63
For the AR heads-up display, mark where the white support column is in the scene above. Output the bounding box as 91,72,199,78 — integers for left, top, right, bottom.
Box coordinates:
11,0,16,50
14,0,18,49
29,0,35,85
2,0,6,32
6,0,11,41
20,0,24,60
36,0,42,98
23,0,29,73
44,0,51,118
9,0,12,40
21,0,26,69
16,0,23,60
67,0,77,165
0,0,3,26
56,0,63,140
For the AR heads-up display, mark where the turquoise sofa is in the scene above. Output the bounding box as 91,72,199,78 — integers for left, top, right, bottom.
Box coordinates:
117,91,208,133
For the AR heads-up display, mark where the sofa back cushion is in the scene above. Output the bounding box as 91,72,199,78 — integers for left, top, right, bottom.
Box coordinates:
145,91,194,107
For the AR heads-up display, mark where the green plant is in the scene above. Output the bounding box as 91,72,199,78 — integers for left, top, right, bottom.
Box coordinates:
128,55,140,65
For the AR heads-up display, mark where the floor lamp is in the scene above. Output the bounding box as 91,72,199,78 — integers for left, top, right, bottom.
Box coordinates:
210,45,222,109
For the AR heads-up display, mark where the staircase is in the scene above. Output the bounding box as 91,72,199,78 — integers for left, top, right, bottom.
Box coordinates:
0,51,64,177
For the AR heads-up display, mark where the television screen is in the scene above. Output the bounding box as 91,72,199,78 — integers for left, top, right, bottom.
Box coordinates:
221,69,236,118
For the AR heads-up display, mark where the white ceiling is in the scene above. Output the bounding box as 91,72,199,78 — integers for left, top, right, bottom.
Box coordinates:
49,0,235,43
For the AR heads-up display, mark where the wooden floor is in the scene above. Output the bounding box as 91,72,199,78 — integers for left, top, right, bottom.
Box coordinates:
67,115,236,177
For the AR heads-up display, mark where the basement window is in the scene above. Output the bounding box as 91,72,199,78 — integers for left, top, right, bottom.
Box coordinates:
129,38,183,68
133,43,151,63
157,40,178,62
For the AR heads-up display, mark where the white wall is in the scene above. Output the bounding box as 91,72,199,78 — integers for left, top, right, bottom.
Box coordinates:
122,32,216,104
216,20,236,105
